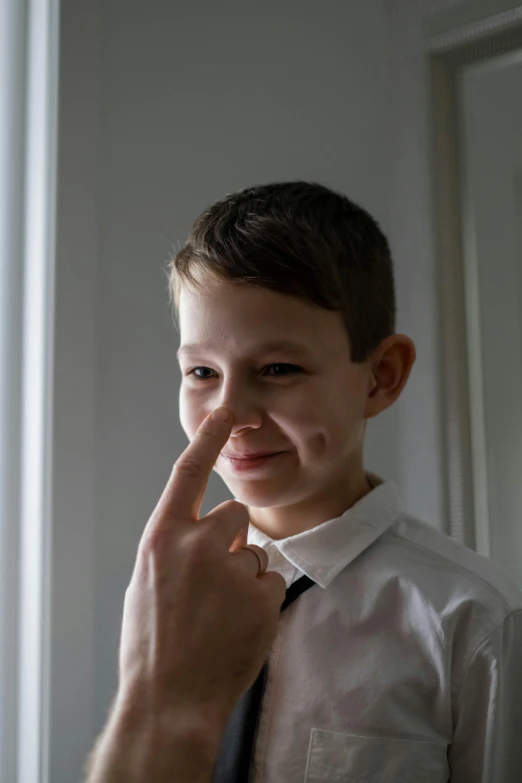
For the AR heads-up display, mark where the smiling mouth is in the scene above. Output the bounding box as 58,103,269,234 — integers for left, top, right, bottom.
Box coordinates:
221,452,285,470
223,451,280,460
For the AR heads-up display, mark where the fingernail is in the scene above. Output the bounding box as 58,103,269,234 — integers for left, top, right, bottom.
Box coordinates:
212,407,231,423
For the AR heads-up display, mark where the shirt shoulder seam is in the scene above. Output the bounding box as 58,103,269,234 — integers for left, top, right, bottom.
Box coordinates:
391,519,520,614
454,608,522,704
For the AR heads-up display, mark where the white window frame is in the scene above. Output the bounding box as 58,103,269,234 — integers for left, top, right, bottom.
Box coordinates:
0,1,60,782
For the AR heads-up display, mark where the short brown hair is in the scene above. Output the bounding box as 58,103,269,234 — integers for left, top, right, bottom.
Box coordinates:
166,181,396,362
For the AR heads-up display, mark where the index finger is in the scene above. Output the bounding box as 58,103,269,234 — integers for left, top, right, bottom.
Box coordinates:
152,407,234,527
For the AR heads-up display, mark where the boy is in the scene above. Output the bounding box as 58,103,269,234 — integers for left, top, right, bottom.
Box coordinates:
168,181,522,782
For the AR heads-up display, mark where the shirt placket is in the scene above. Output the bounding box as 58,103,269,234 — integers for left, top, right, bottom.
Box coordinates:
249,549,298,782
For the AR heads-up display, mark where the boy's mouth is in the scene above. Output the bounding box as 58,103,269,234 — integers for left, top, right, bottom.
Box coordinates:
223,450,280,459
221,451,285,471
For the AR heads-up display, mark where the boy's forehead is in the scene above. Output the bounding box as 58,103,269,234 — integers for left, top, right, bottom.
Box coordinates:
180,277,286,305
177,338,313,361
179,279,305,324
177,282,352,361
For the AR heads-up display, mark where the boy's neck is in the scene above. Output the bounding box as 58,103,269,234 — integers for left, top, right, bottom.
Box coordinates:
247,466,372,542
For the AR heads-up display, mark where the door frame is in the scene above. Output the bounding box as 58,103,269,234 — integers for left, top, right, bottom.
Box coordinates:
426,6,522,554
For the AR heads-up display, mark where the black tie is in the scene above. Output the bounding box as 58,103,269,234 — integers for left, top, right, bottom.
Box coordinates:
211,574,316,783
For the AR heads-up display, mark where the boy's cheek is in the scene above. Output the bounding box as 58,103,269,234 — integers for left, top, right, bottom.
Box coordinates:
178,397,205,443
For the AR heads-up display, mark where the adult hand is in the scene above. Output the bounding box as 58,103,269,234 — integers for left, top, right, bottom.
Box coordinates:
85,407,286,783
120,405,286,724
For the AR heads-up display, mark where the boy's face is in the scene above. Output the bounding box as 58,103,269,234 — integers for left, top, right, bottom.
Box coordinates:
177,273,379,538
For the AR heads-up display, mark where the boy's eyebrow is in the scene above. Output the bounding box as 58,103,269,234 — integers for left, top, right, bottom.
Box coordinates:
176,340,312,361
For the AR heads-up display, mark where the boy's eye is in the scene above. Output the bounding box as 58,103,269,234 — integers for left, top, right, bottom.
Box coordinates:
186,363,302,380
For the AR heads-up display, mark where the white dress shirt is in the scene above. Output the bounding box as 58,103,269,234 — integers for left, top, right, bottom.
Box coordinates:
243,473,522,782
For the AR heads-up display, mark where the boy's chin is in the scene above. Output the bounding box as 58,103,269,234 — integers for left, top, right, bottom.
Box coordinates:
222,480,303,510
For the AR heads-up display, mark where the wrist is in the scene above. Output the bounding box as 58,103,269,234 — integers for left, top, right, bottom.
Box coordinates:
116,681,230,749
86,689,226,783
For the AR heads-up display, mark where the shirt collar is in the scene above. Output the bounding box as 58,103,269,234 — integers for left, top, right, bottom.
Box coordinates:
244,473,403,589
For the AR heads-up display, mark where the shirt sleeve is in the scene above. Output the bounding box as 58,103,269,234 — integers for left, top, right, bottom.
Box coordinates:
448,609,522,782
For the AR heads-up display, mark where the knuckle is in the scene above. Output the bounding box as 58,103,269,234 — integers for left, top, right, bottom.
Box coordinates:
139,525,172,563
140,525,162,553
221,499,249,518
172,456,205,481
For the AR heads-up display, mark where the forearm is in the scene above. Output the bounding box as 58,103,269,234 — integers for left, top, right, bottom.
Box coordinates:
84,694,223,783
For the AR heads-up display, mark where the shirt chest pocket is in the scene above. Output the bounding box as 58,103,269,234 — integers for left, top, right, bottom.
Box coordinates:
304,728,450,783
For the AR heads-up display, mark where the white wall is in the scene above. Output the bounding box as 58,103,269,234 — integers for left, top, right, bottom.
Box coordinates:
51,0,455,780
49,1,98,781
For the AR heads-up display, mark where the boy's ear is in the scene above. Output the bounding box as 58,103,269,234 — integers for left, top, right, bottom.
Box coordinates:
364,334,416,419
